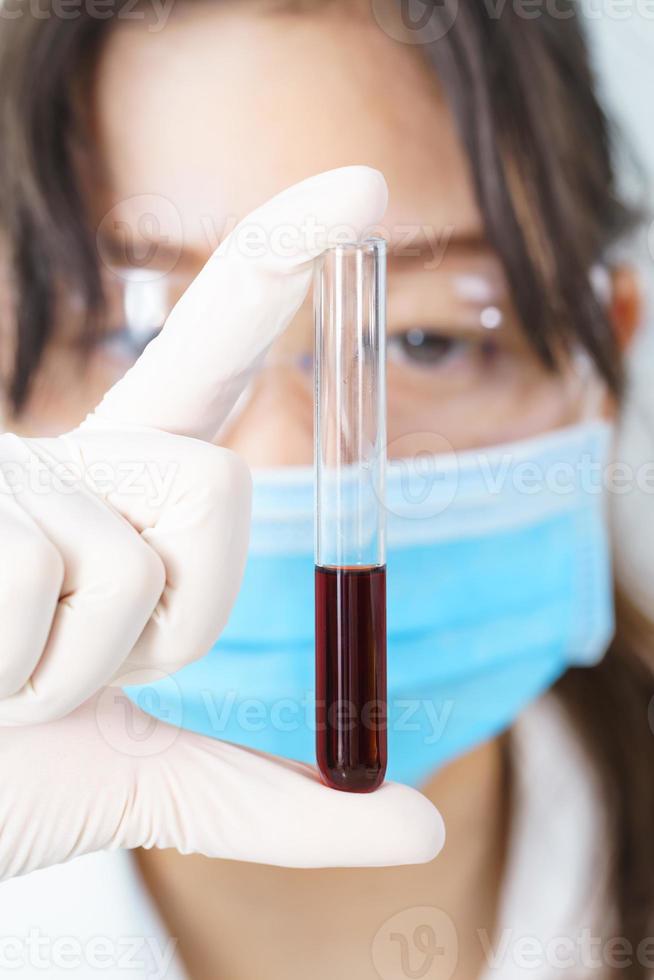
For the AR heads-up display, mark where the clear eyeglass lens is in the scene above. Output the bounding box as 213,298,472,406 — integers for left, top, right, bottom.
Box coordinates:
98,268,188,360
95,262,605,455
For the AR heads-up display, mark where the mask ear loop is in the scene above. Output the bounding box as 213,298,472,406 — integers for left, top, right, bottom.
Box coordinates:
570,348,607,421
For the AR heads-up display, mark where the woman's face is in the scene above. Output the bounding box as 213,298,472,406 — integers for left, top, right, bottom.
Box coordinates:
10,0,595,454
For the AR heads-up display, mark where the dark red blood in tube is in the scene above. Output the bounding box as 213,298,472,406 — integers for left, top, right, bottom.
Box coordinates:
315,564,387,792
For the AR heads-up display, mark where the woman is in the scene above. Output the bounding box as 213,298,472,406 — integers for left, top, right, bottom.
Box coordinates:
0,1,653,978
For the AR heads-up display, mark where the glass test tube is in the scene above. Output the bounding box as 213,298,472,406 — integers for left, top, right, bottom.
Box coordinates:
314,239,387,793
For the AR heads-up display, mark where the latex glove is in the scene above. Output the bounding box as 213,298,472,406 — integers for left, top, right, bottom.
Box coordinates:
0,167,445,880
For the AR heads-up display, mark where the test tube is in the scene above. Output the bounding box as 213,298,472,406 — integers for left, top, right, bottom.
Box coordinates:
314,238,387,793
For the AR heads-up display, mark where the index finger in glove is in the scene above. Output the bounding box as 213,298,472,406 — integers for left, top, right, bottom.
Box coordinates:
84,166,388,442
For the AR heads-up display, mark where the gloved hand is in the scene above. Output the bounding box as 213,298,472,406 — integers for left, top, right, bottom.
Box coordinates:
0,167,445,881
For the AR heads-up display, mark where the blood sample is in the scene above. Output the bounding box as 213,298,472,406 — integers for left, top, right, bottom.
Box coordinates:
314,239,387,793
315,564,387,791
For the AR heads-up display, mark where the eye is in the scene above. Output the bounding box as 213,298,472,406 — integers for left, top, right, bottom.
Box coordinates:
388,328,471,368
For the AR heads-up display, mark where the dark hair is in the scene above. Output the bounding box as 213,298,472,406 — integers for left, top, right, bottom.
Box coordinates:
1,0,653,971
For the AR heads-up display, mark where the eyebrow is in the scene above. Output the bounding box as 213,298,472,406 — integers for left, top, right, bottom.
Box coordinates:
100,227,492,274
386,230,491,262
99,234,205,274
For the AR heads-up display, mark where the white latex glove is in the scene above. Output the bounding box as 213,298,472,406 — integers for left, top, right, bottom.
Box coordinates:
0,167,445,881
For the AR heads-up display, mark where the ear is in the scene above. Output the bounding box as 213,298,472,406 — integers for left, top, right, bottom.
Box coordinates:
609,265,642,352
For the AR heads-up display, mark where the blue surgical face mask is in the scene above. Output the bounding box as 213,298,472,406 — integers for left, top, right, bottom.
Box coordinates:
127,420,614,787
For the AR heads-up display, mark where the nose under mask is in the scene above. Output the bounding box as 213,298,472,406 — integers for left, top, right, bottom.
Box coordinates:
127,420,614,787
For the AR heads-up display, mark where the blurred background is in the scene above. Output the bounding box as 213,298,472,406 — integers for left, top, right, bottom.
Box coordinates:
586,8,654,614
